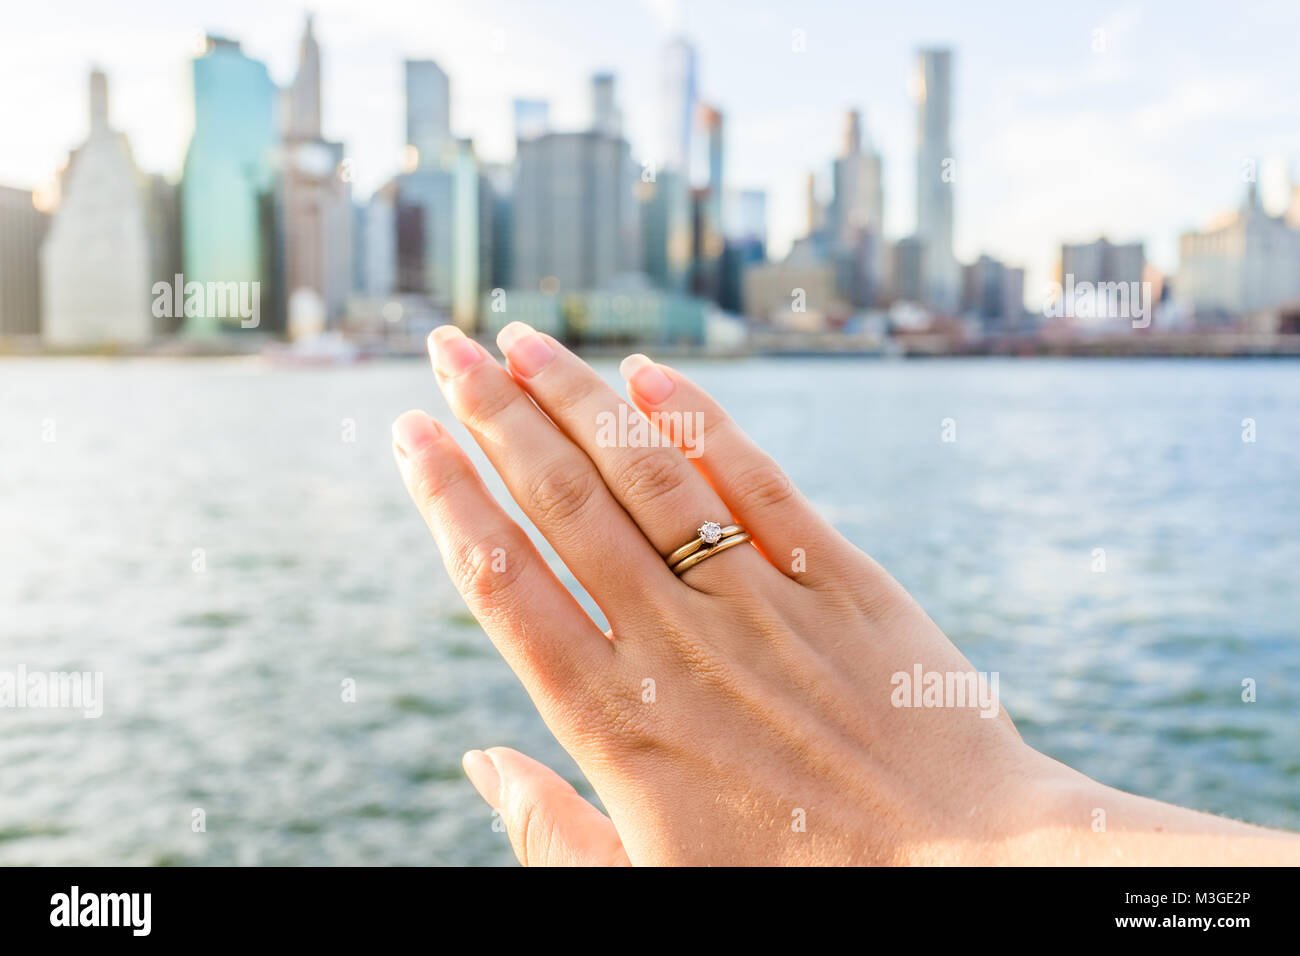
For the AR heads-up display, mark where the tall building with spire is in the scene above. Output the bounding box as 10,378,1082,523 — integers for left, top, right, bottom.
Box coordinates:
281,14,352,335
181,35,280,336
829,109,885,307
913,48,958,312
41,70,153,346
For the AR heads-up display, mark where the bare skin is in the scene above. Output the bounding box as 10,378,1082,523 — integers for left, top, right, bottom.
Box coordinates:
390,321,1300,866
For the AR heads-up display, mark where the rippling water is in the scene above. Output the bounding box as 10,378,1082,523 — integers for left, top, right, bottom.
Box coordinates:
1,356,1297,864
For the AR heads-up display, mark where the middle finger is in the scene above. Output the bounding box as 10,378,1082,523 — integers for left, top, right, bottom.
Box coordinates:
495,321,776,592
427,325,672,622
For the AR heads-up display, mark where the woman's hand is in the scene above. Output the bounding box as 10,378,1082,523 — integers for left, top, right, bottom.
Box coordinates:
392,322,1300,866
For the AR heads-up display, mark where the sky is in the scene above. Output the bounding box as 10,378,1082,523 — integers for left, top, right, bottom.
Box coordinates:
2,0,1299,306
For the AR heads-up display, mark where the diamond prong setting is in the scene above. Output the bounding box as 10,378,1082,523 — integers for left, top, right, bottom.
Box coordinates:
698,521,723,545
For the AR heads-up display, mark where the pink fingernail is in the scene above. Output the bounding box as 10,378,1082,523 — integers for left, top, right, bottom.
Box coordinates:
620,353,675,405
391,410,441,456
497,321,554,377
429,325,484,377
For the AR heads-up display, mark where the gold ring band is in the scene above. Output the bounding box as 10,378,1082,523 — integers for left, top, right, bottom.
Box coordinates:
665,523,744,567
670,531,752,576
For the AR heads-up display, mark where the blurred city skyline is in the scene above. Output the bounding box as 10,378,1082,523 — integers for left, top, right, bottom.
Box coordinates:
5,0,1300,304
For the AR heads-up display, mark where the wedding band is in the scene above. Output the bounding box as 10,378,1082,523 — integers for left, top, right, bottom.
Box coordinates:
667,520,750,576
671,532,752,576
666,521,744,567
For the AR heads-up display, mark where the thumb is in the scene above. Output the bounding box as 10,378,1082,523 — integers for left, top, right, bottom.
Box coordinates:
463,747,629,867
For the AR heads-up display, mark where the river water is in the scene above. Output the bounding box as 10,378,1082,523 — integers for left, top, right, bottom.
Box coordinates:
1,356,1297,864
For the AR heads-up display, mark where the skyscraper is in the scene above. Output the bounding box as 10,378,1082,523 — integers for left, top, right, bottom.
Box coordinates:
406,60,452,168
181,36,280,336
281,15,352,334
41,70,153,346
830,110,883,244
591,74,621,137
513,131,631,293
397,60,479,328
479,162,514,294
804,172,823,237
0,186,48,339
142,173,183,334
691,104,724,300
719,188,766,314
829,109,885,307
913,48,958,312
658,36,697,292
961,254,1024,330
513,99,550,143
359,181,397,298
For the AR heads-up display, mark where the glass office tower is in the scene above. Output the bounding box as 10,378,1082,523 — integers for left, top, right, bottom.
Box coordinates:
181,36,279,336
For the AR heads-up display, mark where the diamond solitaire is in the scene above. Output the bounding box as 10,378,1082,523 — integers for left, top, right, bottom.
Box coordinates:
698,521,724,545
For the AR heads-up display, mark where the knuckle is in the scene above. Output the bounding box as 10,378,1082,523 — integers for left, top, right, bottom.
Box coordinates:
525,464,601,525
458,372,526,429
613,448,688,509
447,532,530,607
409,450,469,509
544,374,600,422
730,459,797,514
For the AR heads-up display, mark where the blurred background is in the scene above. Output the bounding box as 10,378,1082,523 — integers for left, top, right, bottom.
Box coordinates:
0,0,1298,864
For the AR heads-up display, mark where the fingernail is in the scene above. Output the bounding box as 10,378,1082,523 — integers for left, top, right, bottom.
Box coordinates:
462,749,502,807
428,325,484,377
497,321,554,377
391,410,441,456
620,353,675,404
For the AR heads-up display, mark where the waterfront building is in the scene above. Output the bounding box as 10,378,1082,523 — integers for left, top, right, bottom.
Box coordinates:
690,104,725,302
741,240,845,329
0,186,48,339
828,110,885,308
513,131,630,293
181,36,280,336
281,15,353,334
913,49,959,312
1177,184,1300,320
406,59,452,168
513,99,550,144
41,70,153,346
395,60,479,328
961,254,1025,331
658,36,697,292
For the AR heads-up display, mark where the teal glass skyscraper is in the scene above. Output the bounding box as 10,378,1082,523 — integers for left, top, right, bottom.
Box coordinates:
181,36,279,337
